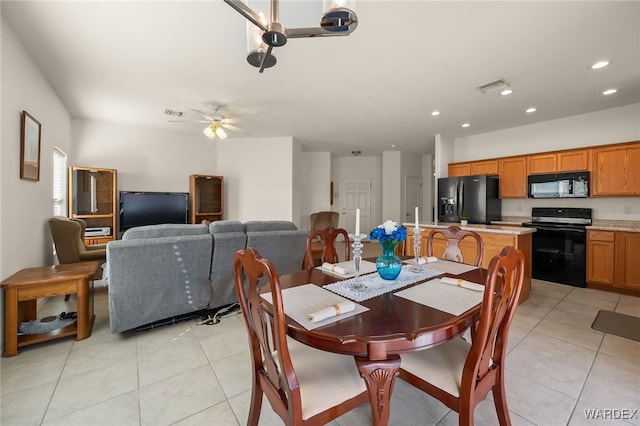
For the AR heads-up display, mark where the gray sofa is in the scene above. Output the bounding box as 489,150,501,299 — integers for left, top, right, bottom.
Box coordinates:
105,221,307,333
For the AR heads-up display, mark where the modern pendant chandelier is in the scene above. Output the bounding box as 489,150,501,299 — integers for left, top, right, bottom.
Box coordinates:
224,0,358,73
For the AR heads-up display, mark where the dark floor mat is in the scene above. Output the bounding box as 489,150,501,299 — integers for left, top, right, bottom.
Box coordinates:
591,310,640,342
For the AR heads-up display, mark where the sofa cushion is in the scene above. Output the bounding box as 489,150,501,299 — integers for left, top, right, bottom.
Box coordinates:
245,220,298,232
209,220,246,234
245,229,308,276
122,224,208,240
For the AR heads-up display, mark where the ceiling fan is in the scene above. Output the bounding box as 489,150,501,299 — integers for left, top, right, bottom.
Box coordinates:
168,105,239,140
224,0,358,73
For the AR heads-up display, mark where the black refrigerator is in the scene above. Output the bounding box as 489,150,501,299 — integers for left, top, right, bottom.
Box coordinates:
437,175,501,224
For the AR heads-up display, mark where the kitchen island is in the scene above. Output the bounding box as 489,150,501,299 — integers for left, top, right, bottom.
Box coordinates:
404,223,535,303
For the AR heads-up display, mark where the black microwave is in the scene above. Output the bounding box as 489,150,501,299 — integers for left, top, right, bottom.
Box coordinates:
528,172,589,198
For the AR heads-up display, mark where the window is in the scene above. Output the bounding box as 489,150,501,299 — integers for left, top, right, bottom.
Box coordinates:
53,147,67,216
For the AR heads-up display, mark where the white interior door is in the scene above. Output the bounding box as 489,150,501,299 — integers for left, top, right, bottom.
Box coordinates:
341,178,371,235
405,175,422,225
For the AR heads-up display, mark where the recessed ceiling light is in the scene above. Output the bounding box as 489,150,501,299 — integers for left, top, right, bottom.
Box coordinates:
391,144,397,148
461,123,470,128
591,61,610,70
431,111,441,116
526,107,537,113
500,89,513,96
602,89,618,95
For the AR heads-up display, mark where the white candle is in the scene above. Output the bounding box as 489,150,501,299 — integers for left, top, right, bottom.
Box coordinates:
415,206,419,228
355,208,360,235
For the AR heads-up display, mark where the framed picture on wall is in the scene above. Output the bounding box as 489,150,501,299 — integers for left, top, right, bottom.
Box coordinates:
20,110,41,181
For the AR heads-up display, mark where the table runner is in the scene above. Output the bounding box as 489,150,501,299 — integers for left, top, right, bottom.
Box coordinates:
261,284,369,330
315,259,377,278
323,265,445,302
394,278,484,316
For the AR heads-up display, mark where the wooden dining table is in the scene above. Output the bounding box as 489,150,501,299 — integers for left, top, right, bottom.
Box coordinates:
274,261,489,426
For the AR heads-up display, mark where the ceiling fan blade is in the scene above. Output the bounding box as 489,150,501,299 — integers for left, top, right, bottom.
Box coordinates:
222,123,241,132
168,120,211,123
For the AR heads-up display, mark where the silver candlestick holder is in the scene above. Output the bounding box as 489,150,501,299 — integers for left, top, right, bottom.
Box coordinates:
348,233,368,291
411,226,423,272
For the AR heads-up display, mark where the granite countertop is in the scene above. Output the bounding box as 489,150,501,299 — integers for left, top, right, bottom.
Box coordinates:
405,222,536,236
587,220,640,233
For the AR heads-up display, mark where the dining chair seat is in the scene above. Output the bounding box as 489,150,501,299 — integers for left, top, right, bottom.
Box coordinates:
400,336,470,398
284,337,367,421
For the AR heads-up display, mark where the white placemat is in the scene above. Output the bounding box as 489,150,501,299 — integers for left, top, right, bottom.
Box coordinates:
261,284,369,331
323,265,445,302
315,259,377,278
419,259,479,275
394,278,484,316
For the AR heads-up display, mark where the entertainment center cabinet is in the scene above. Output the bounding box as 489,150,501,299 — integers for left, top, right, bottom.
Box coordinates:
68,166,117,245
189,174,224,224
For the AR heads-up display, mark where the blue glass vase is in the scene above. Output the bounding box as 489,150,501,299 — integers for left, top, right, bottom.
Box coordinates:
376,240,403,280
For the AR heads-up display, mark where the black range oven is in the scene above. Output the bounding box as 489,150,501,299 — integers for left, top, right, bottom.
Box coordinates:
522,207,592,287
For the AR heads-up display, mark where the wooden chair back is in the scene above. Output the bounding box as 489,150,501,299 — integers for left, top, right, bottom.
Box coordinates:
427,225,484,266
305,225,350,269
233,247,369,425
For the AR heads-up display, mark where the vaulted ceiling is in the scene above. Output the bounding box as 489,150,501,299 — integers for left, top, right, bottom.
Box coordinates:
3,1,639,156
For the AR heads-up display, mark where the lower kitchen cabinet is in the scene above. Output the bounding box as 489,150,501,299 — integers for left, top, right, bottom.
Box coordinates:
587,229,640,294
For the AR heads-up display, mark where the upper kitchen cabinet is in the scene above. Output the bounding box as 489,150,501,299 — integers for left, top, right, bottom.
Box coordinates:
448,162,471,177
591,141,640,196
470,159,499,175
499,156,528,198
528,149,590,174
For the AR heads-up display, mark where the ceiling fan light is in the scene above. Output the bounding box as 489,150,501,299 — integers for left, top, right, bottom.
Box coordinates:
215,127,228,140
203,125,217,140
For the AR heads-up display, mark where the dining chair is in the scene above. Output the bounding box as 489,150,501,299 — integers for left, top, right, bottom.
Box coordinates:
304,225,350,269
233,247,369,425
427,225,484,266
398,245,525,426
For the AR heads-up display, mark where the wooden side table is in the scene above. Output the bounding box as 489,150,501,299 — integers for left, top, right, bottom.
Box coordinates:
1,261,101,357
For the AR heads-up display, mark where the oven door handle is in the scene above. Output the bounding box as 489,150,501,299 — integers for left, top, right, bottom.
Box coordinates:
531,225,586,233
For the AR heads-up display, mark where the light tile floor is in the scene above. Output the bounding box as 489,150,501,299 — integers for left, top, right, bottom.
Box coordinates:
2,278,639,426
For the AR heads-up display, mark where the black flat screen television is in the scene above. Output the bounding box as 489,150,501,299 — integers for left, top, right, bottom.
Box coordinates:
119,191,189,231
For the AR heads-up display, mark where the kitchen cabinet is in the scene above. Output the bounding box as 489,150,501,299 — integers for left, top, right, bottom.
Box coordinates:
591,142,640,196
587,229,640,294
406,226,532,303
470,159,499,175
616,232,640,291
499,156,528,198
68,166,117,245
448,163,471,177
586,230,615,286
527,149,589,174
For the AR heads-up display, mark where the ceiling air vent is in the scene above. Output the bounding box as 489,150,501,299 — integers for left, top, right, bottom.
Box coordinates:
477,79,510,94
164,109,184,117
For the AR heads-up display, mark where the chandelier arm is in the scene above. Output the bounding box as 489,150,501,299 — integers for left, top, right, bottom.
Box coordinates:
224,0,267,32
258,45,274,74
286,27,355,38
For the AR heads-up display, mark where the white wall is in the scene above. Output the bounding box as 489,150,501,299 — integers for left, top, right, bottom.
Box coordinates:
72,119,213,193
216,136,296,222
1,18,72,279
299,152,332,231
422,154,434,222
382,151,402,223
453,103,640,220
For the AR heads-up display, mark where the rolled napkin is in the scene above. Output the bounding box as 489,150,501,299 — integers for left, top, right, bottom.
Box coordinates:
307,301,356,322
440,277,485,292
321,262,348,275
408,256,438,265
